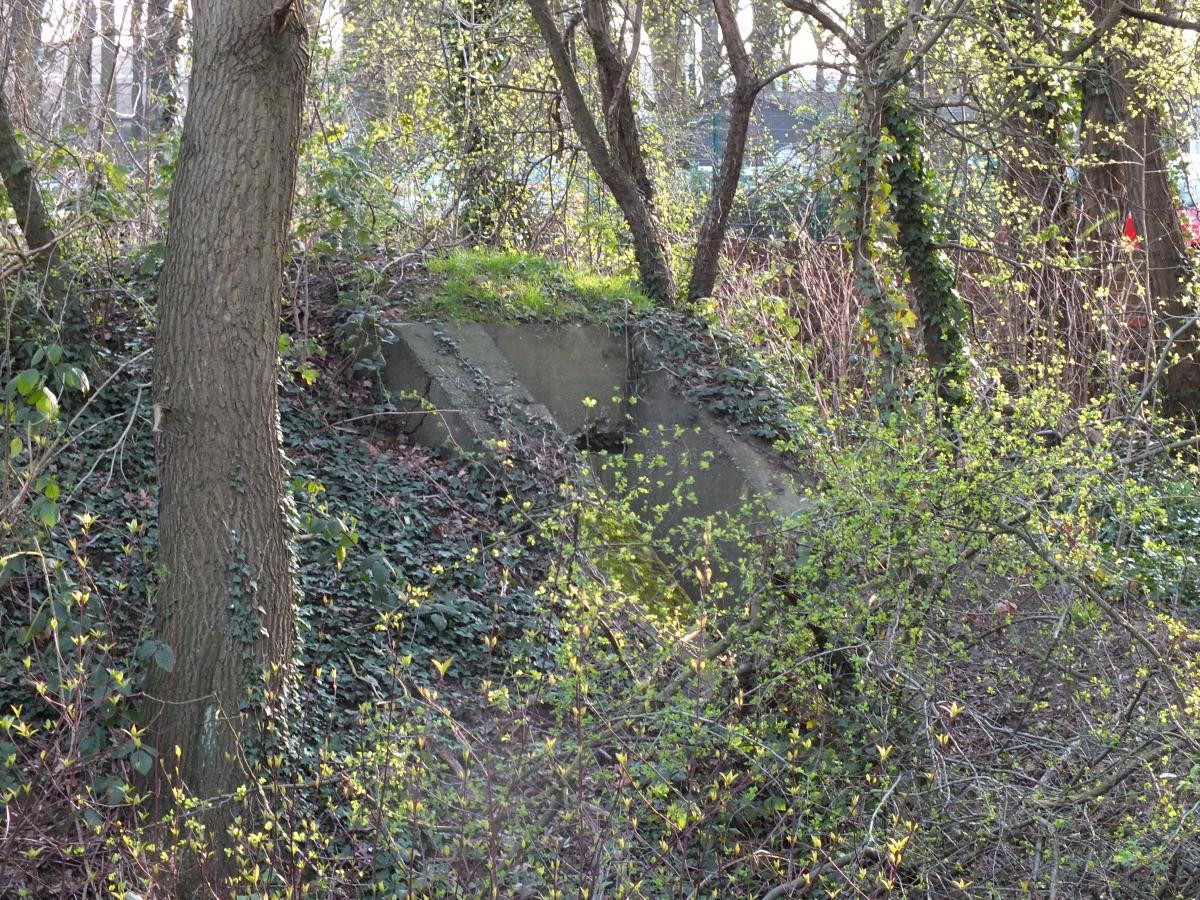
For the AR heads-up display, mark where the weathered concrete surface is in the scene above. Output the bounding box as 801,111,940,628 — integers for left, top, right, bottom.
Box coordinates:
380,320,807,598
624,363,806,595
380,322,554,451
485,323,628,438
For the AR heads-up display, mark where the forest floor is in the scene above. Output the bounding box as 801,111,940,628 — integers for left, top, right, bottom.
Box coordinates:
5,250,1200,896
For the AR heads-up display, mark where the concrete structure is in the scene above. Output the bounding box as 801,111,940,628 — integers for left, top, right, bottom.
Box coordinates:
380,321,808,599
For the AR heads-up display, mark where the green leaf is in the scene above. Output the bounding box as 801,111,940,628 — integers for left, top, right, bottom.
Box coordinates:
153,643,175,673
35,387,59,419
8,437,22,459
60,365,89,393
130,749,153,776
38,499,59,528
15,369,40,398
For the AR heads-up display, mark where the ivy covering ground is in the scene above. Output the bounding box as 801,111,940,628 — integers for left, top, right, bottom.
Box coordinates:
4,257,1200,897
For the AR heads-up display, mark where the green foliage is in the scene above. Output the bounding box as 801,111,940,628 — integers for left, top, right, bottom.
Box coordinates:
880,86,969,408
836,89,914,410
1097,475,1200,605
412,248,652,322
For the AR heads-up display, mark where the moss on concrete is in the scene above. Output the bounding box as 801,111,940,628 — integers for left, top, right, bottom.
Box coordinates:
410,249,651,323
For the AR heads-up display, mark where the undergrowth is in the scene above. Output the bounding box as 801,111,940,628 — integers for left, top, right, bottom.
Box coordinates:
4,259,1200,897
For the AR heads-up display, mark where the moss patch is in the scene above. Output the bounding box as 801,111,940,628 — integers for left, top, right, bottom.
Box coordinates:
411,249,652,323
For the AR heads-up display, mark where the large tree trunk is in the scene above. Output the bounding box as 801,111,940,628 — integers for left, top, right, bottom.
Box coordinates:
146,0,309,889
1078,0,1197,412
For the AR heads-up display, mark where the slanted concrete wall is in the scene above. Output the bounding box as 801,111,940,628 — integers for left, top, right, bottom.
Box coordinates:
380,322,554,450
485,323,629,440
379,321,806,599
625,359,805,595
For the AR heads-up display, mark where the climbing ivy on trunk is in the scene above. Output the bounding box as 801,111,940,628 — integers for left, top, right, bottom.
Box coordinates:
882,86,969,410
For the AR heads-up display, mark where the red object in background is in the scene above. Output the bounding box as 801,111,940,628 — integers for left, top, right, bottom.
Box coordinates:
1124,212,1140,248
1182,207,1200,247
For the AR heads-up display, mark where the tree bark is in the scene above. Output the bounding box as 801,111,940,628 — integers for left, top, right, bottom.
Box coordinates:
882,88,968,408
787,0,969,410
147,0,185,133
65,0,96,133
1078,0,1197,412
146,0,309,889
0,87,62,294
6,0,45,127
688,0,767,301
699,2,721,103
100,0,117,121
987,0,1071,354
130,0,146,138
527,0,677,302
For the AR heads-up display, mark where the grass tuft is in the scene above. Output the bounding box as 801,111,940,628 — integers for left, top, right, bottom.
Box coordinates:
412,249,652,322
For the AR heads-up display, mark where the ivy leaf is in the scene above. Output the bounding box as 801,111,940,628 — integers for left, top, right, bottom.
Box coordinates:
38,499,59,528
130,749,153,776
14,369,40,398
153,643,175,673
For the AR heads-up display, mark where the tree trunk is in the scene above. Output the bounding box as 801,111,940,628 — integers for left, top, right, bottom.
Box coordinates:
146,0,309,890
688,0,766,301
583,0,655,199
147,0,185,132
689,82,756,300
527,0,677,302
99,0,117,120
130,0,146,139
846,83,906,407
0,87,62,296
65,0,96,133
991,0,1071,355
1078,0,1197,412
7,0,45,127
882,88,968,408
699,3,721,104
